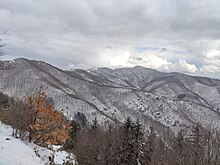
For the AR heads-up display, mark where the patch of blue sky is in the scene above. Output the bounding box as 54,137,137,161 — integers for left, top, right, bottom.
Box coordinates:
135,46,159,53
173,50,189,55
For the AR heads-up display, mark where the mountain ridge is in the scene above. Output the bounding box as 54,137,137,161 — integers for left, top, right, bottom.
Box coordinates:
1,58,220,132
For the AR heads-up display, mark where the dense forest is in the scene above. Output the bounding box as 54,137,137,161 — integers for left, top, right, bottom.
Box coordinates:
0,90,220,165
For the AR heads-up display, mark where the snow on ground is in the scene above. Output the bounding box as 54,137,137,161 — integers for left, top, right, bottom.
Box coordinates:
0,122,76,165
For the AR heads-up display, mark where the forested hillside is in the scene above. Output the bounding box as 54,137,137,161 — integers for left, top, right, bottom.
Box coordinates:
1,90,220,165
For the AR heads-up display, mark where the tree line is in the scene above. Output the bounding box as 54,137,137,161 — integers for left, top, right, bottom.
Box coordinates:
65,117,220,165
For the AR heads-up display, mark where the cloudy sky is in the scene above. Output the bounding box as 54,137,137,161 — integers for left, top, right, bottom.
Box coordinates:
0,0,220,78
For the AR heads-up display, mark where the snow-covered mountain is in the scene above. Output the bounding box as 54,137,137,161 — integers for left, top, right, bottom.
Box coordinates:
1,58,220,132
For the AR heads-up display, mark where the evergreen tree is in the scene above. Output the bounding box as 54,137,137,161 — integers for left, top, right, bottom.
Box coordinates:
91,116,99,130
190,124,203,165
134,121,144,165
64,120,81,149
119,117,136,165
144,126,156,164
176,130,185,156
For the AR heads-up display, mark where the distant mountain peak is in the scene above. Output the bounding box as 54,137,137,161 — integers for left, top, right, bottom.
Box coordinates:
1,58,220,132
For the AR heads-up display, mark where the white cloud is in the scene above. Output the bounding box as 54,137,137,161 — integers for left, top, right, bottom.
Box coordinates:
66,63,91,70
199,65,220,74
0,0,220,78
167,60,198,73
178,60,198,73
198,65,220,78
127,51,198,74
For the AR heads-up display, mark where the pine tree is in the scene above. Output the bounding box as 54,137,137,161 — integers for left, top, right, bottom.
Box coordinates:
190,124,203,165
91,116,99,131
134,121,144,165
176,130,186,161
119,117,137,165
144,126,156,164
64,120,81,149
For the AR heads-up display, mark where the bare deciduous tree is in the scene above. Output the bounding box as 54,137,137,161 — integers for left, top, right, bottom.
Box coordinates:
0,31,6,56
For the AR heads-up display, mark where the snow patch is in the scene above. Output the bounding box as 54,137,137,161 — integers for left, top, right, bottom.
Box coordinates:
0,122,76,165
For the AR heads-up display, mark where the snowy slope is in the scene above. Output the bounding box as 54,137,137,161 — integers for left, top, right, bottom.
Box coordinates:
0,58,220,132
0,133,42,165
0,122,76,165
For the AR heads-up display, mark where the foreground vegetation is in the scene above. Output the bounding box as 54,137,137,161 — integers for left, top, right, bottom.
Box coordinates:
66,118,220,165
0,90,220,165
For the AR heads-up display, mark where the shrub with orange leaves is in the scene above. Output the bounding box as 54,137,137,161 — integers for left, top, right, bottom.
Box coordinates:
27,87,70,146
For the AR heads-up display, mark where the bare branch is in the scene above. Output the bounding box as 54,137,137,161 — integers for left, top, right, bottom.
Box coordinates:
0,30,7,56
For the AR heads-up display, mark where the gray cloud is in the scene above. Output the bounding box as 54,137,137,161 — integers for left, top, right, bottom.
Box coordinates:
0,0,220,78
